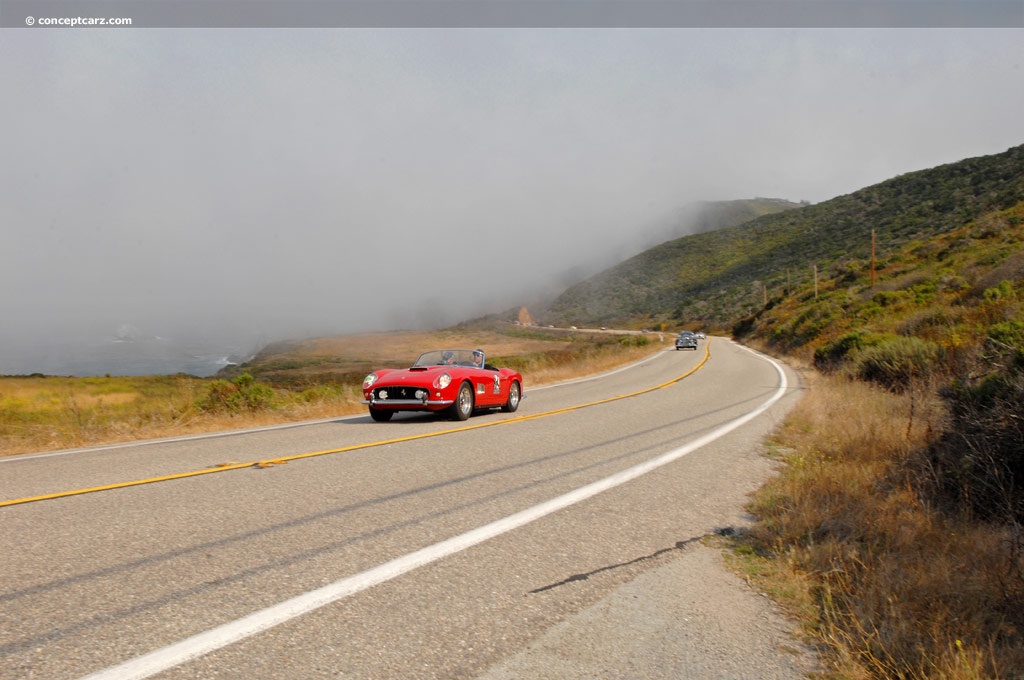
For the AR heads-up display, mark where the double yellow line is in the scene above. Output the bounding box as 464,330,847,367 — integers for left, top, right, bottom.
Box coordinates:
1,343,711,508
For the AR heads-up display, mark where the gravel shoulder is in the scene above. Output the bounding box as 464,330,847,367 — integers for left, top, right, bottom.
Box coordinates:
478,539,820,679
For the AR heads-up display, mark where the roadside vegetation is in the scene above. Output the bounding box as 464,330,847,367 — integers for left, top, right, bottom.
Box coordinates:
0,329,657,456
723,199,1024,678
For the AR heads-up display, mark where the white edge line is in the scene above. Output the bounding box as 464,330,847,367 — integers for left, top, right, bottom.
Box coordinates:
79,348,788,680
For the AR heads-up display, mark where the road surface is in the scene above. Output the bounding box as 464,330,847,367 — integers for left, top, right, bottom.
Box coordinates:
0,338,814,679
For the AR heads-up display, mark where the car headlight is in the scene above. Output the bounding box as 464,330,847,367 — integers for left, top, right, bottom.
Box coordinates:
434,372,452,390
363,374,378,389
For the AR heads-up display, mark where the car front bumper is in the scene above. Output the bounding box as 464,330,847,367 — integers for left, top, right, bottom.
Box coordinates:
362,397,454,407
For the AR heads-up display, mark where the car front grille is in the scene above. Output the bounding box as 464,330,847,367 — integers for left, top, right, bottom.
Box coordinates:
374,386,424,401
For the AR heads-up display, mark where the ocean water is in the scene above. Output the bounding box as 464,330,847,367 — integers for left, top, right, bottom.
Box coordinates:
0,334,257,378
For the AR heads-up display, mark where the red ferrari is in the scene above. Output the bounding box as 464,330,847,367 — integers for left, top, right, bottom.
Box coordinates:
361,349,523,422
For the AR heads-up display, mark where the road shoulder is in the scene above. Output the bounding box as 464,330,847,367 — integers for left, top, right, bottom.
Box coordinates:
478,540,820,679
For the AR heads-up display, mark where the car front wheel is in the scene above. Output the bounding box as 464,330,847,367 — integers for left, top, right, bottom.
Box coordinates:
450,382,474,421
369,407,393,422
502,381,521,413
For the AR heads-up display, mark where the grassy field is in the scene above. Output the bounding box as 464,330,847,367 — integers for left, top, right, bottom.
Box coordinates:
0,326,662,456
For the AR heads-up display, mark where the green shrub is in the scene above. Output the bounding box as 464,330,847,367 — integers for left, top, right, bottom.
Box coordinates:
617,334,650,348
731,314,758,338
872,290,911,307
197,373,279,414
853,336,940,390
911,278,940,305
813,330,881,371
983,280,1016,302
930,367,1024,523
988,318,1024,353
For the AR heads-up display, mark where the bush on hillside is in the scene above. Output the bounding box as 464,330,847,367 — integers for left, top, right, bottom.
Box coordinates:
989,319,1024,360
617,334,650,348
852,336,940,391
197,373,279,414
927,327,1024,524
813,330,878,371
929,374,1024,524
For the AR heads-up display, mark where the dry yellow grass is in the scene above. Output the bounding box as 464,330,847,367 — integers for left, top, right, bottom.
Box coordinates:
736,373,1023,679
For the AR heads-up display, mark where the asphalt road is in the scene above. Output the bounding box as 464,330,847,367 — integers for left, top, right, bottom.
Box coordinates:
0,338,807,679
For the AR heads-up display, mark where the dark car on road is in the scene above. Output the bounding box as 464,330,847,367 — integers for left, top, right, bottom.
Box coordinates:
675,331,698,351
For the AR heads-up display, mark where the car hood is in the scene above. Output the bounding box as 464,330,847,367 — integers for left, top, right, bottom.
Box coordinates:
376,366,450,382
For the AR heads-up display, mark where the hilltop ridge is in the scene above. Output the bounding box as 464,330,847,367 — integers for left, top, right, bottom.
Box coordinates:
544,144,1024,330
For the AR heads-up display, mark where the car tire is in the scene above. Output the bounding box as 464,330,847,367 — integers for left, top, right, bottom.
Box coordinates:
450,382,474,421
502,381,521,413
369,407,393,422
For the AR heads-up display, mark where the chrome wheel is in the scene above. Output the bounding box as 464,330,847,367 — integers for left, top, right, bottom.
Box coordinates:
502,381,521,413
452,382,474,421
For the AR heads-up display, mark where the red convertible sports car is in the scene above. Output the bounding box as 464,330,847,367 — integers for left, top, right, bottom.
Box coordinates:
361,349,523,422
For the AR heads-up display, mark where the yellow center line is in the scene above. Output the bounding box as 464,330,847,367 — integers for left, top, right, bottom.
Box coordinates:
1,342,711,508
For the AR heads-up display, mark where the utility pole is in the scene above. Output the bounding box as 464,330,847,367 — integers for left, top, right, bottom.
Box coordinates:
871,229,877,289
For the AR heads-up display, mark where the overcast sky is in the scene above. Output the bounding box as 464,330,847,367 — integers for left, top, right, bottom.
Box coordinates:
2,26,1023,372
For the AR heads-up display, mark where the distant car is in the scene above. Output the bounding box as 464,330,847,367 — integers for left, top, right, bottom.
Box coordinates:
696,332,707,340
362,349,523,422
675,331,698,351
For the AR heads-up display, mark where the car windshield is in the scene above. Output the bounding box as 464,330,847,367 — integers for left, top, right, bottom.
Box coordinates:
413,350,485,368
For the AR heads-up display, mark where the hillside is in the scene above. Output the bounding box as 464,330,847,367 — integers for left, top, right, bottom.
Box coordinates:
633,196,806,246
544,144,1024,330
740,200,1024,361
731,187,1024,675
509,197,805,321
